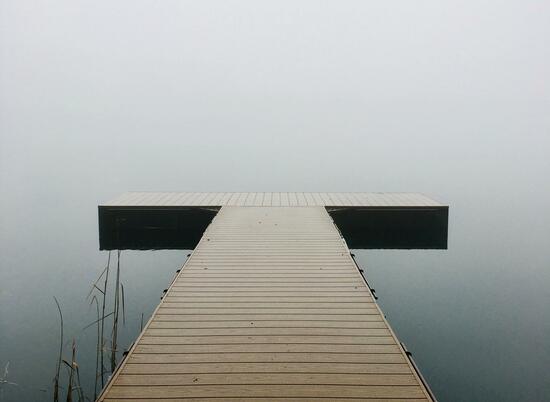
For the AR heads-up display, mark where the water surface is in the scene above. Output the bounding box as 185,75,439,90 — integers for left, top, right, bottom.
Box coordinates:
1,184,549,401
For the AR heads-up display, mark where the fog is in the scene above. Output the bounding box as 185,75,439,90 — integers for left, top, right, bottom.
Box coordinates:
1,1,549,401
1,1,548,199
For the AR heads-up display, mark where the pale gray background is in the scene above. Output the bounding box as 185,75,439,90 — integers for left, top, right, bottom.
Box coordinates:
1,1,549,401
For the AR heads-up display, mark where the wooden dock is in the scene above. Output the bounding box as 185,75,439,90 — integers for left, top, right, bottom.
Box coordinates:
98,205,434,401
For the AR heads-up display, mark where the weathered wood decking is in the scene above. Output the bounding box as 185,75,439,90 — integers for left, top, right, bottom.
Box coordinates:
99,206,432,401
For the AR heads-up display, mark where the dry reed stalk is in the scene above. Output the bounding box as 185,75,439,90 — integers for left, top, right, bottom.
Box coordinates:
53,297,63,402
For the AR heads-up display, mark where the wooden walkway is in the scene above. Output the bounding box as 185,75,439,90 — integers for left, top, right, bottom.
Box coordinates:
99,206,432,401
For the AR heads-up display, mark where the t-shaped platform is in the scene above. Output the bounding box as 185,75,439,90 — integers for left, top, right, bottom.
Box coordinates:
97,192,447,401
99,192,448,250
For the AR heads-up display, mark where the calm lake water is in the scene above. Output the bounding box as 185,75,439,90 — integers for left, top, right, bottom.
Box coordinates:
1,185,549,402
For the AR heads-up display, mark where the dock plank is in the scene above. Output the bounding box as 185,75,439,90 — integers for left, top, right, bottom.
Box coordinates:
116,373,418,386
121,362,415,374
107,384,427,399
139,335,393,344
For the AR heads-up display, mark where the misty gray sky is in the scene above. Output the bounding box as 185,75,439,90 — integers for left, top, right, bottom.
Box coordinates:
1,1,549,203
